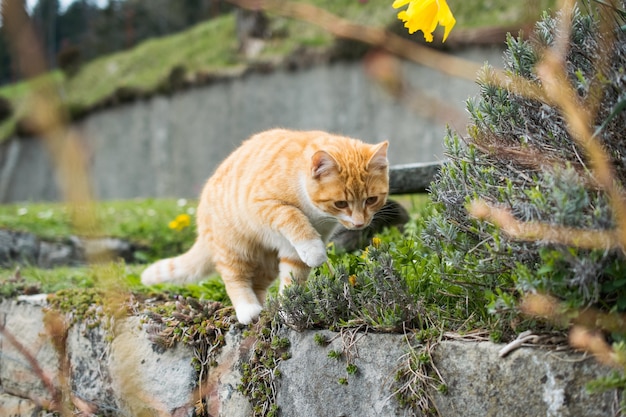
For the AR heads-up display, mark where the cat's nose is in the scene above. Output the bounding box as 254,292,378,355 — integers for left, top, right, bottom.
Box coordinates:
350,214,366,229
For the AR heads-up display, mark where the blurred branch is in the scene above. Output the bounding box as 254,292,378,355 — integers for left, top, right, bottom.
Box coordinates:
0,320,59,411
521,293,626,367
469,199,622,250
227,0,484,81
1,0,98,236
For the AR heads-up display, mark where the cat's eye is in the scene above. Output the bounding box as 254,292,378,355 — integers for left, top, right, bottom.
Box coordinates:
334,201,349,209
365,196,378,205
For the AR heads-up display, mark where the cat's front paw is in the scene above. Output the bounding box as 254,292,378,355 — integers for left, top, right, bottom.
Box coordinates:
294,239,328,267
235,302,263,325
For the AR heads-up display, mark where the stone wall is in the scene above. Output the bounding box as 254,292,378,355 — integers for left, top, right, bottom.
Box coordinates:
0,297,619,417
0,229,136,268
0,47,503,203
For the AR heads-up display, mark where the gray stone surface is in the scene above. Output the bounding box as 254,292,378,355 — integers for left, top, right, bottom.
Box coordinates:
213,328,253,417
0,392,40,417
108,318,198,417
0,47,503,203
66,321,118,414
278,329,407,416
431,341,618,417
0,297,620,417
0,300,59,404
0,229,137,268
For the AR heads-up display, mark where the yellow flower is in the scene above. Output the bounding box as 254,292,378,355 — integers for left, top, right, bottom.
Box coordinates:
348,275,357,287
371,236,382,248
392,0,456,42
168,213,191,231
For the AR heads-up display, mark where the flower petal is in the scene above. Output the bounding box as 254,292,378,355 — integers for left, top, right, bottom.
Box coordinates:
393,0,456,43
392,0,411,9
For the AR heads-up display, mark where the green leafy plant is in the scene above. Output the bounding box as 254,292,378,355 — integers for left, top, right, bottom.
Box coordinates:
426,2,626,317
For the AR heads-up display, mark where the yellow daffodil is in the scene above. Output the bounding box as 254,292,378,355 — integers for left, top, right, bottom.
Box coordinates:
392,0,456,43
371,236,382,248
168,213,191,231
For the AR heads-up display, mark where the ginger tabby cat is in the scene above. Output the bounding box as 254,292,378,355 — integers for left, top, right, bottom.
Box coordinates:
141,129,389,324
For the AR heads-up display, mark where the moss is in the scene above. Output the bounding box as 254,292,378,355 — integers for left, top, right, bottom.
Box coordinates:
237,301,290,417
141,295,234,416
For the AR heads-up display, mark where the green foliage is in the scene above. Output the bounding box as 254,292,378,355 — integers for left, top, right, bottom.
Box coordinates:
0,198,197,262
327,349,342,360
142,295,231,353
313,332,329,346
279,209,517,339
426,2,626,320
280,238,424,332
345,363,358,375
238,302,290,417
586,341,626,413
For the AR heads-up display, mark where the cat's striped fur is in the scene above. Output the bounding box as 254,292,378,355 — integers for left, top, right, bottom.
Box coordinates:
141,129,389,324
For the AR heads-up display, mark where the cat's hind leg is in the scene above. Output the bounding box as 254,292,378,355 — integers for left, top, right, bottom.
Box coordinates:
217,261,264,325
278,257,311,293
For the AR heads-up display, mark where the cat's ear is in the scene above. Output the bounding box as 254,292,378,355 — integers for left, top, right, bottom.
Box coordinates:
367,141,389,172
311,150,338,179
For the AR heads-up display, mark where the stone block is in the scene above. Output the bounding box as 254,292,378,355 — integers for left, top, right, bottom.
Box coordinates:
0,392,40,417
66,321,118,414
108,317,197,417
431,340,618,417
0,300,60,404
0,298,621,417
277,329,407,416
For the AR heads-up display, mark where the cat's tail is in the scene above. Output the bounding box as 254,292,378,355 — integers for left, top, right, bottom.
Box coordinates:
141,239,214,285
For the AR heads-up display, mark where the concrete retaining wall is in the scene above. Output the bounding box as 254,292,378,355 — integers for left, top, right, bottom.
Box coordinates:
0,47,503,203
0,297,619,417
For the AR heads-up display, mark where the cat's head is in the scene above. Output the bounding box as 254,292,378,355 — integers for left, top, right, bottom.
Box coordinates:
307,140,389,230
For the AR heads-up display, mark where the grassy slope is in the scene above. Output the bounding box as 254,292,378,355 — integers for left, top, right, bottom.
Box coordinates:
0,0,556,143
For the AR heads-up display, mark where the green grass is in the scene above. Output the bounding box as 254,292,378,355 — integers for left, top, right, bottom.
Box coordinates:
0,262,229,303
0,198,198,262
0,197,195,240
0,196,429,306
65,14,240,111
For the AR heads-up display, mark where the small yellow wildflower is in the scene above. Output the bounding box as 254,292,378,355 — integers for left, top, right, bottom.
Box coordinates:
371,236,382,248
348,275,357,287
168,213,191,231
392,0,456,43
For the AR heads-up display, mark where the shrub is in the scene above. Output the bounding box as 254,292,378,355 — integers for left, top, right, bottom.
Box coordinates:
426,1,626,314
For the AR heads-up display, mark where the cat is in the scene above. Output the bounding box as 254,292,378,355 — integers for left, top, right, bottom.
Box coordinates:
141,128,389,324
330,199,409,253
